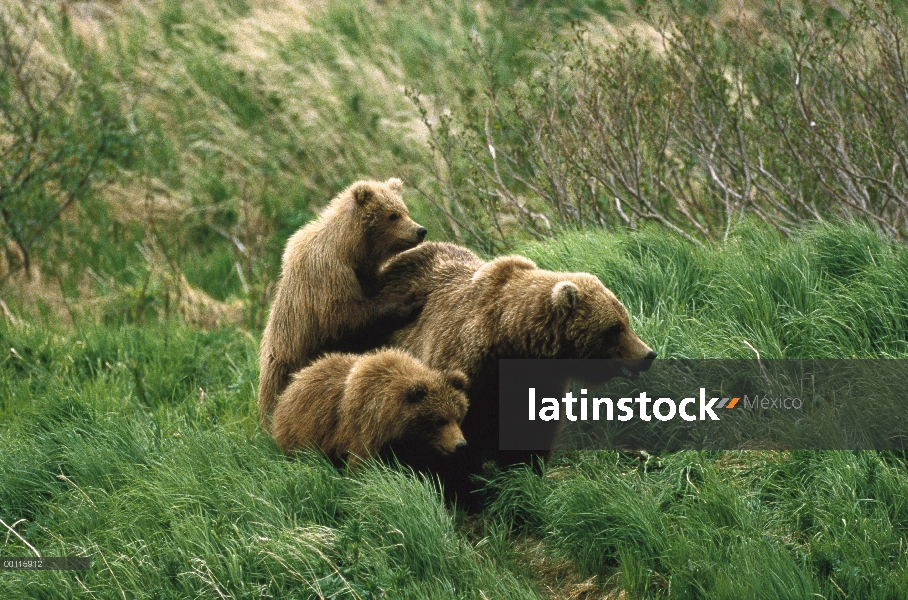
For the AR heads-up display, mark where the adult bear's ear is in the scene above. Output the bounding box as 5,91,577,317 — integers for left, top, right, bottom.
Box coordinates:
404,382,428,404
351,182,374,206
385,177,403,193
552,281,580,312
446,371,469,391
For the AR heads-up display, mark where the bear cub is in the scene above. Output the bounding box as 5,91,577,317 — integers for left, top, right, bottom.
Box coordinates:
258,178,427,429
272,349,470,468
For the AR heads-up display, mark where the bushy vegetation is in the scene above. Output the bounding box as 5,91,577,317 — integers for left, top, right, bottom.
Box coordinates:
425,1,908,252
5,0,903,326
0,5,139,281
2,223,907,598
1,0,621,326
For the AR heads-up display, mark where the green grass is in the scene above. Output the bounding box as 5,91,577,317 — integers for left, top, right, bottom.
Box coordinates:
2,221,907,598
3,1,905,595
516,220,908,359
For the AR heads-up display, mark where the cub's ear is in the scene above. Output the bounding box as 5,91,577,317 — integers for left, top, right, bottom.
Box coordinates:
446,370,469,391
351,182,375,206
385,177,403,193
552,281,580,312
404,382,428,404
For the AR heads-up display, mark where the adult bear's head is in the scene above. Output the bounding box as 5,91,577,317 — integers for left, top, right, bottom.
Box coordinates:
472,256,656,375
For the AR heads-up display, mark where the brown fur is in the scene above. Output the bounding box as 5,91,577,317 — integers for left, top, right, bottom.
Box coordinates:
377,242,656,504
271,349,470,467
258,178,426,429
379,242,655,371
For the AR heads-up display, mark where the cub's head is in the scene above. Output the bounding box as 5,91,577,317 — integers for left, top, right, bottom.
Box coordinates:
400,368,470,457
349,178,426,262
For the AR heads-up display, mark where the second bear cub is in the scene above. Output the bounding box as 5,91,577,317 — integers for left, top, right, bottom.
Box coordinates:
272,349,469,468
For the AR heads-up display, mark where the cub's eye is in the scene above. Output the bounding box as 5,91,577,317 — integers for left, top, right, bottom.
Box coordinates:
389,213,400,222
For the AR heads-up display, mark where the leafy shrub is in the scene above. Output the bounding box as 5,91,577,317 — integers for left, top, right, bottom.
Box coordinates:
421,1,908,252
0,6,138,279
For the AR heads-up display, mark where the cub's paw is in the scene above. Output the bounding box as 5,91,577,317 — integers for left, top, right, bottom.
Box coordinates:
406,289,427,308
397,289,427,318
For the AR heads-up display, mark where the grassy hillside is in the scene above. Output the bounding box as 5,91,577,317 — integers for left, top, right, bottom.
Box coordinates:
8,0,902,328
3,1,907,597
2,223,907,598
1,0,624,324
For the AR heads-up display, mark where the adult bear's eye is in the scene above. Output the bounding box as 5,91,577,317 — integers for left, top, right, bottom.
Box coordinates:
389,213,400,221
605,323,624,337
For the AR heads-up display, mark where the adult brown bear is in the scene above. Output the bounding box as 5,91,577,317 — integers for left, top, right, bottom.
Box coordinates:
376,242,656,506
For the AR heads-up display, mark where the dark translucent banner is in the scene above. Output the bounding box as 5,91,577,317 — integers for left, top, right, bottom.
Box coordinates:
499,360,908,451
